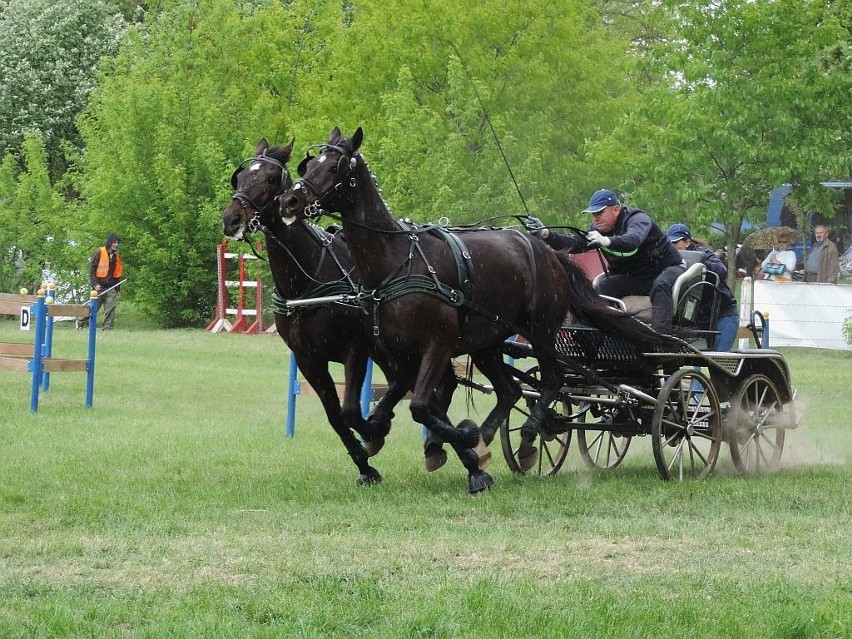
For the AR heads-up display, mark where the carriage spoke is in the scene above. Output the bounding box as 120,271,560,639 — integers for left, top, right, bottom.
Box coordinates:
576,395,632,470
729,375,786,475
653,369,721,481
686,438,710,467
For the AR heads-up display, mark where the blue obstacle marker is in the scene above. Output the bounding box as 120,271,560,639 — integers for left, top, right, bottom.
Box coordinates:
284,352,384,437
0,286,99,412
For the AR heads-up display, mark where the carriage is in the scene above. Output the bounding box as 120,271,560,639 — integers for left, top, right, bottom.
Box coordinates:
479,247,800,481
228,126,799,494
492,307,797,481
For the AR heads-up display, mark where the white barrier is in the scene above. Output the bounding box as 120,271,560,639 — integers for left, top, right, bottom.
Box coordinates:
206,239,264,333
752,280,852,350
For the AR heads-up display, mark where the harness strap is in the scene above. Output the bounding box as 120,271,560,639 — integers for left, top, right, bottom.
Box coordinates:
364,221,475,336
270,281,359,317
429,225,474,299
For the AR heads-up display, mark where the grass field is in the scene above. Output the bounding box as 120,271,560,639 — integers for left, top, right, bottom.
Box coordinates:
1,316,850,638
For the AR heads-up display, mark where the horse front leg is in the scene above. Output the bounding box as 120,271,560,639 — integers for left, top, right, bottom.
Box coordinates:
362,379,413,456
408,354,493,494
338,352,396,457
421,362,461,472
298,358,381,486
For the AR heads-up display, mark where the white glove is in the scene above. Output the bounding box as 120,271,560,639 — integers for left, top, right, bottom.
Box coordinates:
586,230,611,248
524,216,549,239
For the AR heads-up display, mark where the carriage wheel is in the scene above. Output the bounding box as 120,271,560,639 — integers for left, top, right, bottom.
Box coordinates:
499,366,571,476
728,374,787,474
576,395,632,470
651,368,722,481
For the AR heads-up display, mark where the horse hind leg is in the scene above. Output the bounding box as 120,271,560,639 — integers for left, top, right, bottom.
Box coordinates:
413,404,493,494
470,349,522,448
408,357,493,494
419,362,490,472
516,350,562,473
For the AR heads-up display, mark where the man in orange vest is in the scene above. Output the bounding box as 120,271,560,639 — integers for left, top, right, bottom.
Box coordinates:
80,234,123,330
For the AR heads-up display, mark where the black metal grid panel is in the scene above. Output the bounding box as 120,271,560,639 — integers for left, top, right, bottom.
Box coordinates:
554,325,647,368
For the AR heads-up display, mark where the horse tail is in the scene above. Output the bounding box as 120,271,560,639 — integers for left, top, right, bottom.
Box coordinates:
555,252,680,350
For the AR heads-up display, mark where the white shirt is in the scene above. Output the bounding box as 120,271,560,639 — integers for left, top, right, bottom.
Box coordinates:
761,248,797,280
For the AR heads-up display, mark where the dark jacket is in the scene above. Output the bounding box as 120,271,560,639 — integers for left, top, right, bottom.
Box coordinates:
684,241,737,317
543,206,684,280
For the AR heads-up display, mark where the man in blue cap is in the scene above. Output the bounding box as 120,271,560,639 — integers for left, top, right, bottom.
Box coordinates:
666,223,739,350
524,189,685,333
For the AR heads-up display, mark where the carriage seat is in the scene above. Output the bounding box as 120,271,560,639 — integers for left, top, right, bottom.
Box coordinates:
592,250,709,328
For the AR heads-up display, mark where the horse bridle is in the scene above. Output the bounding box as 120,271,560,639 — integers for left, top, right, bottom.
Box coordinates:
228,153,358,288
230,153,291,228
293,143,358,219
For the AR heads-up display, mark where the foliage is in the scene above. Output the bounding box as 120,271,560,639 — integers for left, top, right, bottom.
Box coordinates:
5,0,850,326
324,0,632,225
588,0,852,289
78,0,298,326
78,0,632,325
0,0,126,180
843,316,852,347
0,135,90,295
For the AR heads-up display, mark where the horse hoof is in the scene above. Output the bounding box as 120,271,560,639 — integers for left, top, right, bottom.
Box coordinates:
356,468,382,486
457,418,482,449
366,414,392,439
363,437,385,457
517,443,538,473
474,436,492,471
468,470,493,494
425,449,448,472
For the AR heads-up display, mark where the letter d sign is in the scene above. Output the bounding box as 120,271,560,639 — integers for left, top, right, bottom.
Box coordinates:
20,305,31,331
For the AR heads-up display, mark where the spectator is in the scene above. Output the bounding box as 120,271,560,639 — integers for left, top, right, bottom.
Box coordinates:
666,224,739,351
760,239,797,281
803,225,839,283
525,189,685,333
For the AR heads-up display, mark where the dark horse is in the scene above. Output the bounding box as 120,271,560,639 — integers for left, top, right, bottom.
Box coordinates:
280,127,672,493
221,139,476,485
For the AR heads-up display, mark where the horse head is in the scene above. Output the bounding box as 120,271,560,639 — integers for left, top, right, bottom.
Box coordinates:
279,126,363,224
222,137,294,240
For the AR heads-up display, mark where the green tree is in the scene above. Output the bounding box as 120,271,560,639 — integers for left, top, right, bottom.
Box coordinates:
311,0,632,224
0,0,126,180
590,0,852,288
77,0,336,326
0,135,89,294
79,0,634,325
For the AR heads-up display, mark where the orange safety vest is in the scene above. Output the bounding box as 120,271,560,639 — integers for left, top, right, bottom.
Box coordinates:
95,247,123,279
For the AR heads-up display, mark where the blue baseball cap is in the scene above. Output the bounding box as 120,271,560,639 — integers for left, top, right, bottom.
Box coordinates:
666,223,692,242
583,189,620,213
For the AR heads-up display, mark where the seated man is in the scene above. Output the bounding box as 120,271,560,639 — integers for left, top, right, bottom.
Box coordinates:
525,189,685,333
666,224,739,351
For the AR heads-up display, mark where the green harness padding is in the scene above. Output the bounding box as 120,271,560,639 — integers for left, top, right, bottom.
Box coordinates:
367,273,464,307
